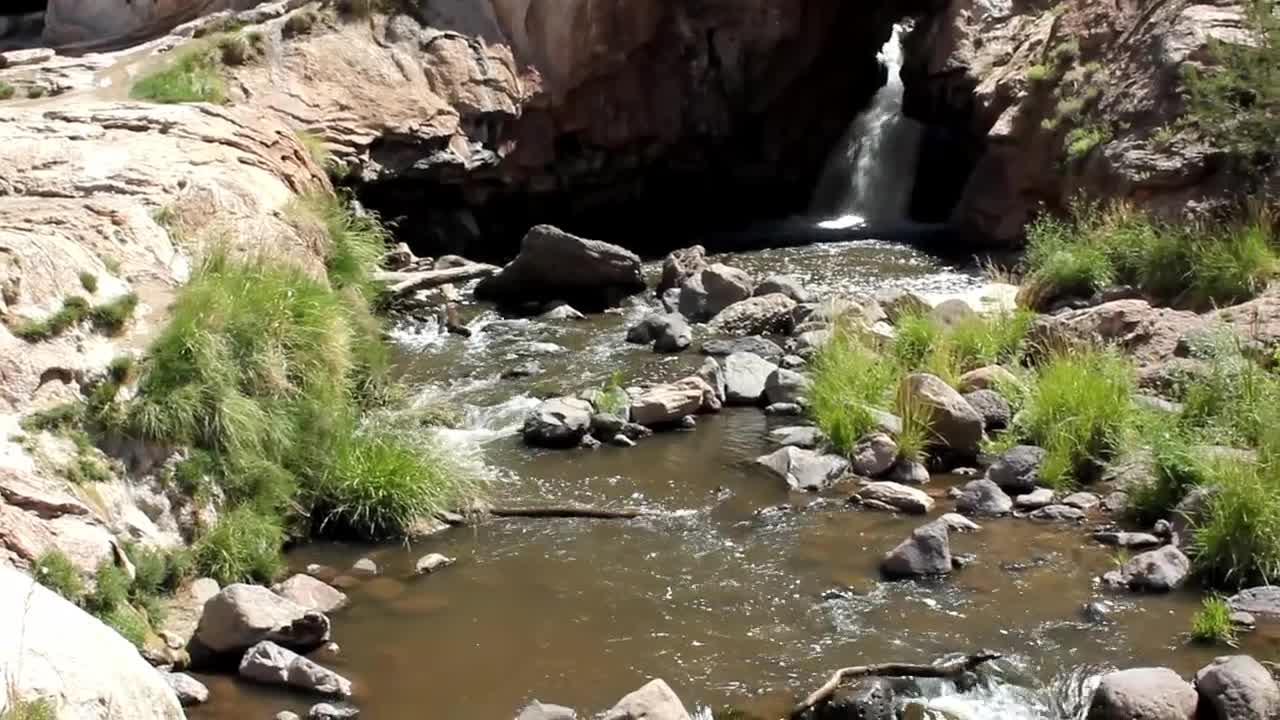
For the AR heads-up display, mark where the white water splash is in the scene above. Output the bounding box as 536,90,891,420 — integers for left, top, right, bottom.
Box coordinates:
813,22,923,229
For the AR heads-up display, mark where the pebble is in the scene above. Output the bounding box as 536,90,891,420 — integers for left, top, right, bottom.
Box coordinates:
415,553,455,575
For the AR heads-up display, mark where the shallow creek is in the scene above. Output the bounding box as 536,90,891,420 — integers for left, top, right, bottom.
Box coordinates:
189,240,1275,719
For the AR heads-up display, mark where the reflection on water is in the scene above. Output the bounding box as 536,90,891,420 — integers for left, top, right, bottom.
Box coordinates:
188,241,1258,720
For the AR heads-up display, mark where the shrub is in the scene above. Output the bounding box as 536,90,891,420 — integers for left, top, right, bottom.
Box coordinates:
1054,96,1086,121
1017,349,1134,488
86,562,131,615
1191,458,1280,587
283,9,320,37
1178,328,1280,447
0,698,56,720
192,506,285,584
590,370,630,416
1126,419,1210,524
79,272,99,293
891,312,942,370
1065,124,1112,161
101,605,149,647
65,455,113,485
216,32,262,66
130,45,226,104
809,328,896,453
20,402,84,433
10,293,137,342
33,550,85,606
1190,595,1237,644
0,82,14,100
25,86,46,99
1026,64,1050,83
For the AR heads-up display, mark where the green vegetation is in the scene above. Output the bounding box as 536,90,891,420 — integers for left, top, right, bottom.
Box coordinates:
1006,349,1134,489
0,698,56,720
283,9,321,37
78,272,98,293
1065,124,1112,161
809,327,897,452
1020,201,1278,310
0,82,15,101
1026,64,1049,83
590,371,630,416
889,309,1034,387
25,86,46,99
1192,458,1280,587
33,550,86,606
20,403,84,434
192,507,285,584
1181,0,1279,162
8,293,138,342
216,32,265,66
130,44,226,104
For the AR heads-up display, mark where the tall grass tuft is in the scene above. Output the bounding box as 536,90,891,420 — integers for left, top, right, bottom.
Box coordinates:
1191,457,1280,588
32,550,85,606
130,44,227,104
192,506,286,584
1190,595,1237,645
1014,349,1134,488
809,326,896,453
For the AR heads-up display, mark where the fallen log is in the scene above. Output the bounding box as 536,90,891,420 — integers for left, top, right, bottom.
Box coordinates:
375,264,499,296
447,505,660,521
788,652,1002,719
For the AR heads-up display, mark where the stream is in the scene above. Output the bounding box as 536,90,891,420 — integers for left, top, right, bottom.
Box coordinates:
186,239,1270,719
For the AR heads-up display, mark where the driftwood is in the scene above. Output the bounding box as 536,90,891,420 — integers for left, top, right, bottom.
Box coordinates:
788,652,1002,719
375,264,499,297
447,505,660,522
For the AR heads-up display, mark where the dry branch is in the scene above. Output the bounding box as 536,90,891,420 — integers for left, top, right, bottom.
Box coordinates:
788,652,1002,718
375,264,499,296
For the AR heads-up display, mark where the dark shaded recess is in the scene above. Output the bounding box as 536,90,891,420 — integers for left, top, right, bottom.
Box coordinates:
2,0,46,16
354,2,950,264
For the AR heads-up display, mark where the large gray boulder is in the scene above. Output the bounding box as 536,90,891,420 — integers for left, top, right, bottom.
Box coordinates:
986,446,1046,494
701,336,785,363
756,274,811,303
0,566,185,720
723,352,778,405
603,679,691,720
855,481,934,515
955,479,1013,517
851,433,899,477
764,368,810,406
962,389,1011,431
1103,545,1191,593
476,225,645,308
1087,668,1196,720
1194,655,1280,720
755,447,849,492
881,520,952,578
658,246,707,293
239,641,352,697
192,583,330,656
901,373,984,455
522,397,594,448
272,574,348,614
709,294,797,336
679,264,754,321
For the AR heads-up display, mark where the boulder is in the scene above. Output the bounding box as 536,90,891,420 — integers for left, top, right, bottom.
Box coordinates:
1029,505,1086,522
631,377,719,426
900,373,984,455
661,288,682,314
518,701,578,720
0,566,185,720
929,299,978,328
192,584,330,656
851,433,899,477
164,672,209,706
659,246,707,293
939,513,983,533
239,640,353,697
309,703,361,719
1086,668,1196,720
986,446,1046,494
957,365,1022,394
1194,655,1280,720
1092,531,1162,549
961,390,1011,431
272,574,348,614
679,264,754,320
1014,488,1055,510
602,679,691,720
351,558,378,576
755,447,850,492
1229,586,1280,618
764,368,811,406
756,274,811,303
887,459,930,485
414,553,454,575
476,225,645,309
955,479,1013,516
881,521,952,578
708,294,798,336
1061,492,1101,511
723,352,778,405
769,426,826,450
522,397,594,448
701,336,785,363
875,288,930,323
855,482,934,515
808,295,886,327
697,357,727,402
1103,545,1191,592
1169,485,1215,549
626,313,691,353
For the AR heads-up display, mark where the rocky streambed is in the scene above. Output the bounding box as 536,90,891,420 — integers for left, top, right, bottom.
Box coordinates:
177,235,1278,720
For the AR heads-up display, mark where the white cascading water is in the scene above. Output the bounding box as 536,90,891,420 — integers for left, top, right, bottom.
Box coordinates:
813,23,923,230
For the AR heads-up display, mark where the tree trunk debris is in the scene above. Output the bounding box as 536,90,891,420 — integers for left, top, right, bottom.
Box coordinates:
788,652,1003,719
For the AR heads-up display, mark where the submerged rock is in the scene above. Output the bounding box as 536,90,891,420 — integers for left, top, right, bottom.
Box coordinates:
955,479,1013,517
755,447,850,492
1103,545,1190,593
414,554,455,575
822,678,895,720
855,482,934,515
851,433,898,477
602,679,691,720
540,302,586,321
764,402,804,416
769,426,826,449
701,336,785,362
475,225,645,309
1086,667,1196,720
1194,655,1279,720
881,520,952,578
901,373,984,456
522,397,594,448
517,701,578,720
986,446,1046,494
192,584,330,657
239,640,353,697
1028,505,1086,522
272,575,348,614
723,352,779,405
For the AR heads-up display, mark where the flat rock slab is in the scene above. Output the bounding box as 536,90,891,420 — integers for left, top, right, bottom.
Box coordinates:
1028,505,1086,522
1092,531,1162,549
1014,488,1055,510
1230,586,1280,618
768,426,825,449
855,482,935,515
755,447,849,492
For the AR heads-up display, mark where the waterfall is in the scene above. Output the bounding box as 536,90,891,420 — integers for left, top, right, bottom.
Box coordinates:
813,23,923,230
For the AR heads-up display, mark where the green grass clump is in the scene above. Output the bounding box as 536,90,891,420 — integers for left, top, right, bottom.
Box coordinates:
79,272,98,293
0,82,15,100
0,698,56,720
589,370,630,416
86,562,131,615
100,605,149,648
1191,458,1280,587
25,86,46,99
130,45,226,104
893,390,934,463
9,293,137,342
33,550,85,606
192,506,285,584
1026,64,1050,83
890,309,1033,386
1190,595,1237,644
1065,124,1112,161
809,328,896,453
1014,349,1134,488
216,32,264,66
290,192,389,299
283,9,321,37
65,455,113,485
20,403,85,434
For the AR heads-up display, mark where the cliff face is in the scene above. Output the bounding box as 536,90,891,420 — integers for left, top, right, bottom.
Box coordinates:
905,0,1260,247
227,0,939,257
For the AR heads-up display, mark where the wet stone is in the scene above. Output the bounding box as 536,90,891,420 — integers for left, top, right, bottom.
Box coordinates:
1061,492,1100,511
769,426,825,450
1014,488,1055,510
1092,531,1162,549
1082,600,1115,624
517,701,578,720
309,703,360,720
414,554,454,575
305,564,339,584
351,558,378,575
781,354,806,369
765,402,804,416
1229,586,1280,618
1029,505,1086,522
886,459,929,485
277,713,302,720
610,434,637,447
